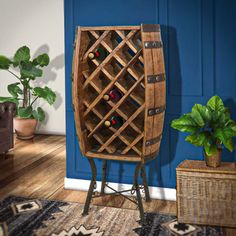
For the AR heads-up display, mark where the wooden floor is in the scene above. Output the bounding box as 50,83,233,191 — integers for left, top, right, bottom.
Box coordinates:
0,135,234,235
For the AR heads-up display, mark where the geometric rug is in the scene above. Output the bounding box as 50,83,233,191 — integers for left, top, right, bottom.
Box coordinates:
0,196,222,236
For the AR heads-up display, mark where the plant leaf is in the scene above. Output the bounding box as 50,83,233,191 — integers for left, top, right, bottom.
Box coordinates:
214,127,234,152
18,106,33,118
0,96,19,105
33,86,56,105
7,83,23,98
20,61,43,78
33,54,50,67
207,95,224,112
32,107,45,122
171,114,199,133
224,107,231,121
204,142,218,156
13,46,30,66
0,55,12,69
227,120,236,135
190,104,206,127
185,131,209,147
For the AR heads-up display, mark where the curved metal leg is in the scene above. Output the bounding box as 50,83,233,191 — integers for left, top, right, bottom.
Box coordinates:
141,165,151,202
134,162,145,222
101,160,107,194
82,158,97,216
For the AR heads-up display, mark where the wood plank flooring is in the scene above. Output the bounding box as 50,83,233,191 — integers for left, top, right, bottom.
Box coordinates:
0,135,234,235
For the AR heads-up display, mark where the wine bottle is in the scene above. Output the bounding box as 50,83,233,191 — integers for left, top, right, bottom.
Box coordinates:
103,89,123,102
104,116,124,128
88,48,108,61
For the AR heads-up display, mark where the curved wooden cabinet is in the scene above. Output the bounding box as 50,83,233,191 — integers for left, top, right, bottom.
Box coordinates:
72,24,166,163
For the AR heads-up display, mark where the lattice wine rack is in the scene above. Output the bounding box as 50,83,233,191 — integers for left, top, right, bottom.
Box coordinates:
72,24,166,222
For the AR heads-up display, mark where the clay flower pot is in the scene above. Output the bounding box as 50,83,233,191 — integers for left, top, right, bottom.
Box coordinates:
204,148,222,167
14,117,38,140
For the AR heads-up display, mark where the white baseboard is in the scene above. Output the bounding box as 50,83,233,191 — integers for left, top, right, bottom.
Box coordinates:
64,177,176,201
35,130,66,135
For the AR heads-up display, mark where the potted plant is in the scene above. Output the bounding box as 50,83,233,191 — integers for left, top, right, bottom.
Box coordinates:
0,46,56,139
171,95,236,167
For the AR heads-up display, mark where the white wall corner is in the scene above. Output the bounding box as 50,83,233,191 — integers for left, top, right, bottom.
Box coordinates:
64,177,176,201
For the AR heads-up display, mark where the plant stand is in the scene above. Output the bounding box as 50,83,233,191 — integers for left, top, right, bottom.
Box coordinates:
82,158,151,222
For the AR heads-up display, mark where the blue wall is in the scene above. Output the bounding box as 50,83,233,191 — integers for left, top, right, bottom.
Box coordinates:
65,0,236,188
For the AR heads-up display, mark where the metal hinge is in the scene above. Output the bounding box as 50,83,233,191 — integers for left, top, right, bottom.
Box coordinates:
144,41,162,49
148,105,166,116
147,73,165,84
72,103,75,111
145,134,162,146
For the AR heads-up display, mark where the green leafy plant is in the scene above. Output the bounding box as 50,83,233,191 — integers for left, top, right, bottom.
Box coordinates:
0,46,56,122
171,95,236,156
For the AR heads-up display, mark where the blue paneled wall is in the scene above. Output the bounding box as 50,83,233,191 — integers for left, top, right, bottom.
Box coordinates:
65,0,236,188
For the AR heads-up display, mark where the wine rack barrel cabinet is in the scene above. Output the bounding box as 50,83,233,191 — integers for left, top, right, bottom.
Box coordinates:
72,24,166,221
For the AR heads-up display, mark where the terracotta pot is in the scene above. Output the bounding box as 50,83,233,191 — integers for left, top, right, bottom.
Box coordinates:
204,148,222,167
14,117,38,140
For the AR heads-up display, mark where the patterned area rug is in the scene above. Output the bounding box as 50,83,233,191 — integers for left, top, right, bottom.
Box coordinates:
0,196,222,236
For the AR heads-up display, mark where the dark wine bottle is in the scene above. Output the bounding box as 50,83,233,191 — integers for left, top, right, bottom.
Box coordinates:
88,48,108,61
104,116,124,128
103,89,123,102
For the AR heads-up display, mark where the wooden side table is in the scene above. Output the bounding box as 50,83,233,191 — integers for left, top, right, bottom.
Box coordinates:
176,160,236,227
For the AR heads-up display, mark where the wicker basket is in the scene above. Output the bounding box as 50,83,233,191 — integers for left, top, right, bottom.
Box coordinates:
176,160,236,227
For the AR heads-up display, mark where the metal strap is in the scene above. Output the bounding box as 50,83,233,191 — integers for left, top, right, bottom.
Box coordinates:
147,73,165,84
145,134,162,146
144,41,162,49
142,24,160,32
148,105,166,116
144,149,160,160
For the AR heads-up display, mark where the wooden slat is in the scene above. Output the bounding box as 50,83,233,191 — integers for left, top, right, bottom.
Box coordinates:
84,49,142,116
108,102,142,134
83,101,141,154
72,27,89,155
84,118,116,154
83,30,137,89
88,76,144,138
121,133,144,154
97,104,145,153
141,26,155,157
86,30,145,104
98,30,145,88
83,56,143,135
94,31,145,105
115,30,144,63
83,30,110,60
148,25,166,155
80,25,141,31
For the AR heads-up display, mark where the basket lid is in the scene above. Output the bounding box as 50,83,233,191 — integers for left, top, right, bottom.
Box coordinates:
176,160,236,174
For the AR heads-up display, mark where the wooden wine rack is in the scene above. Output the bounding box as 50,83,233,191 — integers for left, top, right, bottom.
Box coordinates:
72,24,166,221
72,24,165,162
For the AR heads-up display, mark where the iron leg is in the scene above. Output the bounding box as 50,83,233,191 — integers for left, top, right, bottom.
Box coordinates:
101,160,107,194
141,165,151,202
82,158,97,216
134,162,145,222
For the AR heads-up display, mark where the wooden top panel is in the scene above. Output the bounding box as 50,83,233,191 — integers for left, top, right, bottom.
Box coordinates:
177,160,236,174
80,25,141,31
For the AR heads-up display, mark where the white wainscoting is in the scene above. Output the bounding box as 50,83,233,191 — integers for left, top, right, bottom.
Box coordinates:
64,177,176,201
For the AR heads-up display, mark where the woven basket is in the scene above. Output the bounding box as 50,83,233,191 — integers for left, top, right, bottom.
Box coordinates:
176,160,236,227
